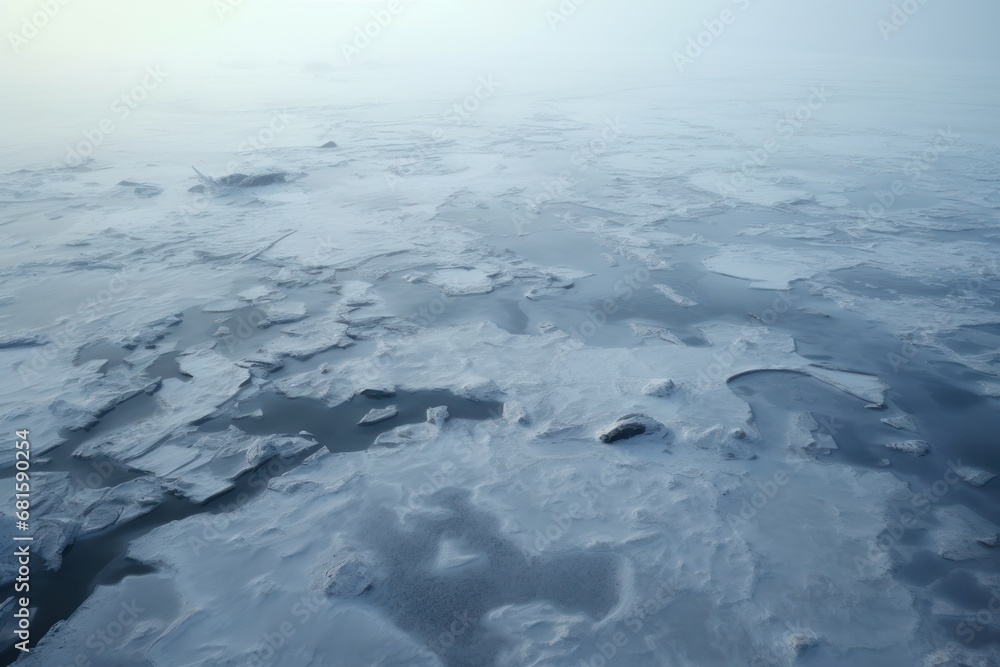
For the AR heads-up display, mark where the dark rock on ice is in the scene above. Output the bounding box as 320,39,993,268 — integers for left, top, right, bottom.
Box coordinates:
320,141,338,148
191,165,287,188
360,386,396,399
597,413,665,443
215,172,287,187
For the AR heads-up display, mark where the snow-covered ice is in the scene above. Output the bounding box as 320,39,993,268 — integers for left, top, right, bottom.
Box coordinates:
2,54,999,667
358,406,399,426
885,440,931,456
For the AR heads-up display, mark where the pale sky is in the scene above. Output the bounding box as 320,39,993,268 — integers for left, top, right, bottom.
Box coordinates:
2,0,998,70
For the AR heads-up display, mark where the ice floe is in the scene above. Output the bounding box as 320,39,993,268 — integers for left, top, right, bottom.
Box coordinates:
358,406,399,426
885,440,931,456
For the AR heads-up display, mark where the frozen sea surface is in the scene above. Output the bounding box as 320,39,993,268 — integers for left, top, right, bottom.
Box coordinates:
1,58,999,666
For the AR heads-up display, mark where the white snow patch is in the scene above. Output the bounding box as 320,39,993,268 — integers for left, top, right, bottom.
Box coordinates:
885,440,930,456
426,268,494,296
654,284,697,307
704,246,860,290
